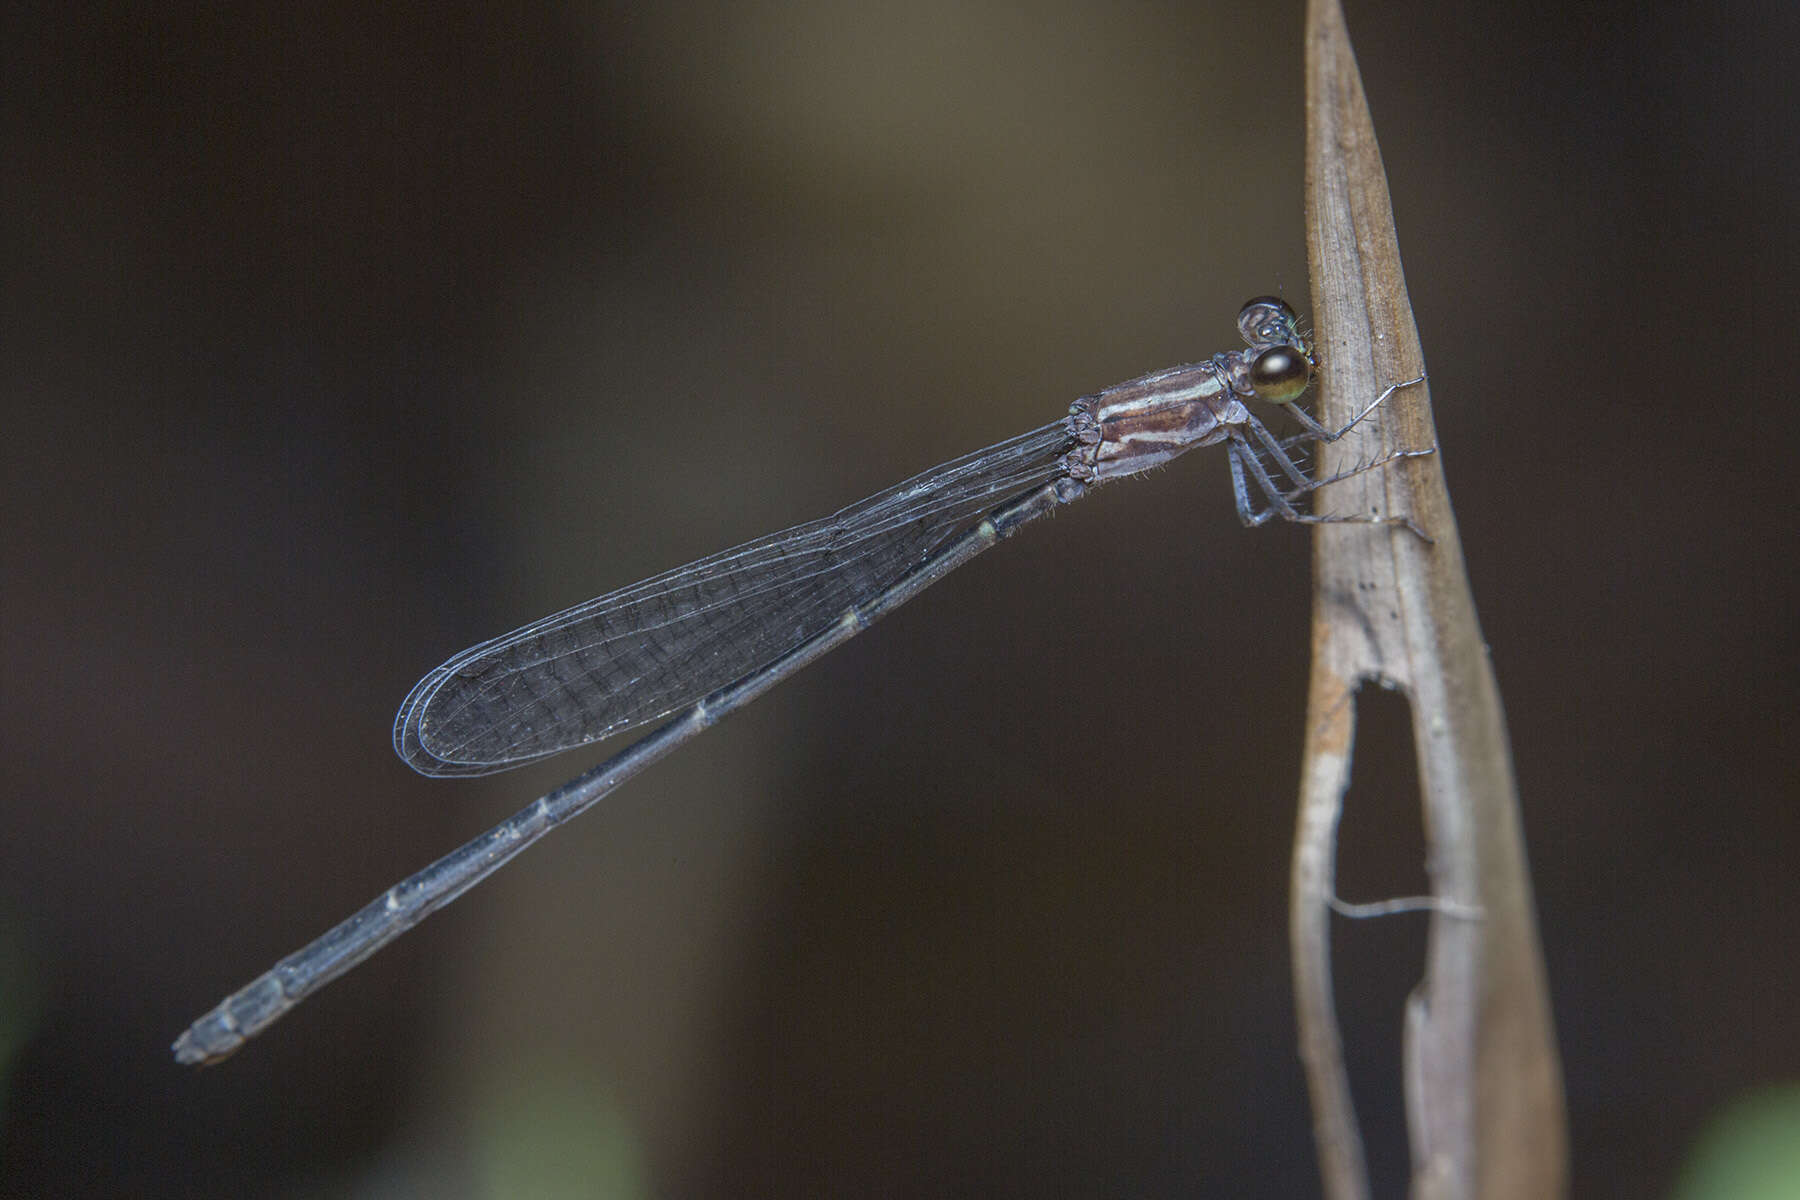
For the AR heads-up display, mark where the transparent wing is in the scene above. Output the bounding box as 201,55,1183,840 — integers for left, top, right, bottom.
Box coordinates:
394,420,1074,775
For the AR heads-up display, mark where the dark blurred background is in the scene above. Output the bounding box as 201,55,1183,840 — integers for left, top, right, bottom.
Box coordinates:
3,1,1794,1196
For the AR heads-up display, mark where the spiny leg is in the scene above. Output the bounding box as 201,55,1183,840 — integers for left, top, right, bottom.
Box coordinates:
1245,413,1320,493
1228,438,1289,527
1276,373,1429,452
1228,434,1436,540
1303,443,1437,494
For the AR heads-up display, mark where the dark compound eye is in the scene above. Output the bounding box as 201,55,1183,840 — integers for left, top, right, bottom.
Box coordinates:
1249,345,1312,404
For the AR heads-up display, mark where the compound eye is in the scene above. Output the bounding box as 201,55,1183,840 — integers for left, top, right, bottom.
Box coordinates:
1238,296,1299,344
1249,345,1312,404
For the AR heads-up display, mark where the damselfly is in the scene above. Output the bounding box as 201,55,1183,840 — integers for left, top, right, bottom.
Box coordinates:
174,297,1427,1064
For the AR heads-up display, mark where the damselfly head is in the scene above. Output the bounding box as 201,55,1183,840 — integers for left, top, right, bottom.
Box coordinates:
1231,296,1317,406
1236,297,1314,405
